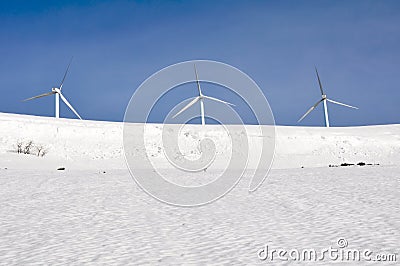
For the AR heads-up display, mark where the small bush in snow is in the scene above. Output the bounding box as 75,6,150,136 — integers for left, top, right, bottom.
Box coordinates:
35,145,48,157
14,140,48,157
23,141,34,155
16,141,23,154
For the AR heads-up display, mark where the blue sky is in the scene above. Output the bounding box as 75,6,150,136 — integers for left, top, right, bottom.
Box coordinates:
0,0,399,126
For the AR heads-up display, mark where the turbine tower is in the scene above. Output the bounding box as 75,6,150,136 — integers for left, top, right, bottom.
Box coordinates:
298,67,358,127
173,64,234,125
23,58,82,120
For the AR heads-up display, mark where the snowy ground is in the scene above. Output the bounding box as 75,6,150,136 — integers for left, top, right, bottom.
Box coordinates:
0,113,399,264
0,167,398,264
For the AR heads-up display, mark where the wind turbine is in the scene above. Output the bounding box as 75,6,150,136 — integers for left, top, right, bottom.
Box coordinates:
23,58,82,120
298,67,358,127
172,64,234,125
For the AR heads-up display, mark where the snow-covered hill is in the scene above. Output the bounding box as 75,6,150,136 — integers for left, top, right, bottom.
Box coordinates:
1,112,399,264
0,112,399,170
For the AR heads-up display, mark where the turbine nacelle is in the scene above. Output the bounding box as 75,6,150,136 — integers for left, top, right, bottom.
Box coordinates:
52,88,61,93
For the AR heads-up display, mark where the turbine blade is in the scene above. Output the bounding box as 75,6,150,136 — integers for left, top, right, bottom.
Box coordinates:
315,67,324,95
58,92,82,119
298,98,324,122
59,57,73,90
22,91,55,101
327,99,358,109
203,95,235,106
172,97,200,118
194,64,202,95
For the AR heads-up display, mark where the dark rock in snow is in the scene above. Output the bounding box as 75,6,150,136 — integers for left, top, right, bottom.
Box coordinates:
340,163,354,167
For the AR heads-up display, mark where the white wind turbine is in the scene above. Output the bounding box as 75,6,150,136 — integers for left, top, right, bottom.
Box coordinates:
23,58,82,120
172,64,234,125
298,67,358,127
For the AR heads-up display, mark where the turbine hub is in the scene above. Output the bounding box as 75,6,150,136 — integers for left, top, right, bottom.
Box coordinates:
322,94,327,99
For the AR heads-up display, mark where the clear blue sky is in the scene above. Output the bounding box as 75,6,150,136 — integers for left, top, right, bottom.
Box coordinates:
0,0,399,126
